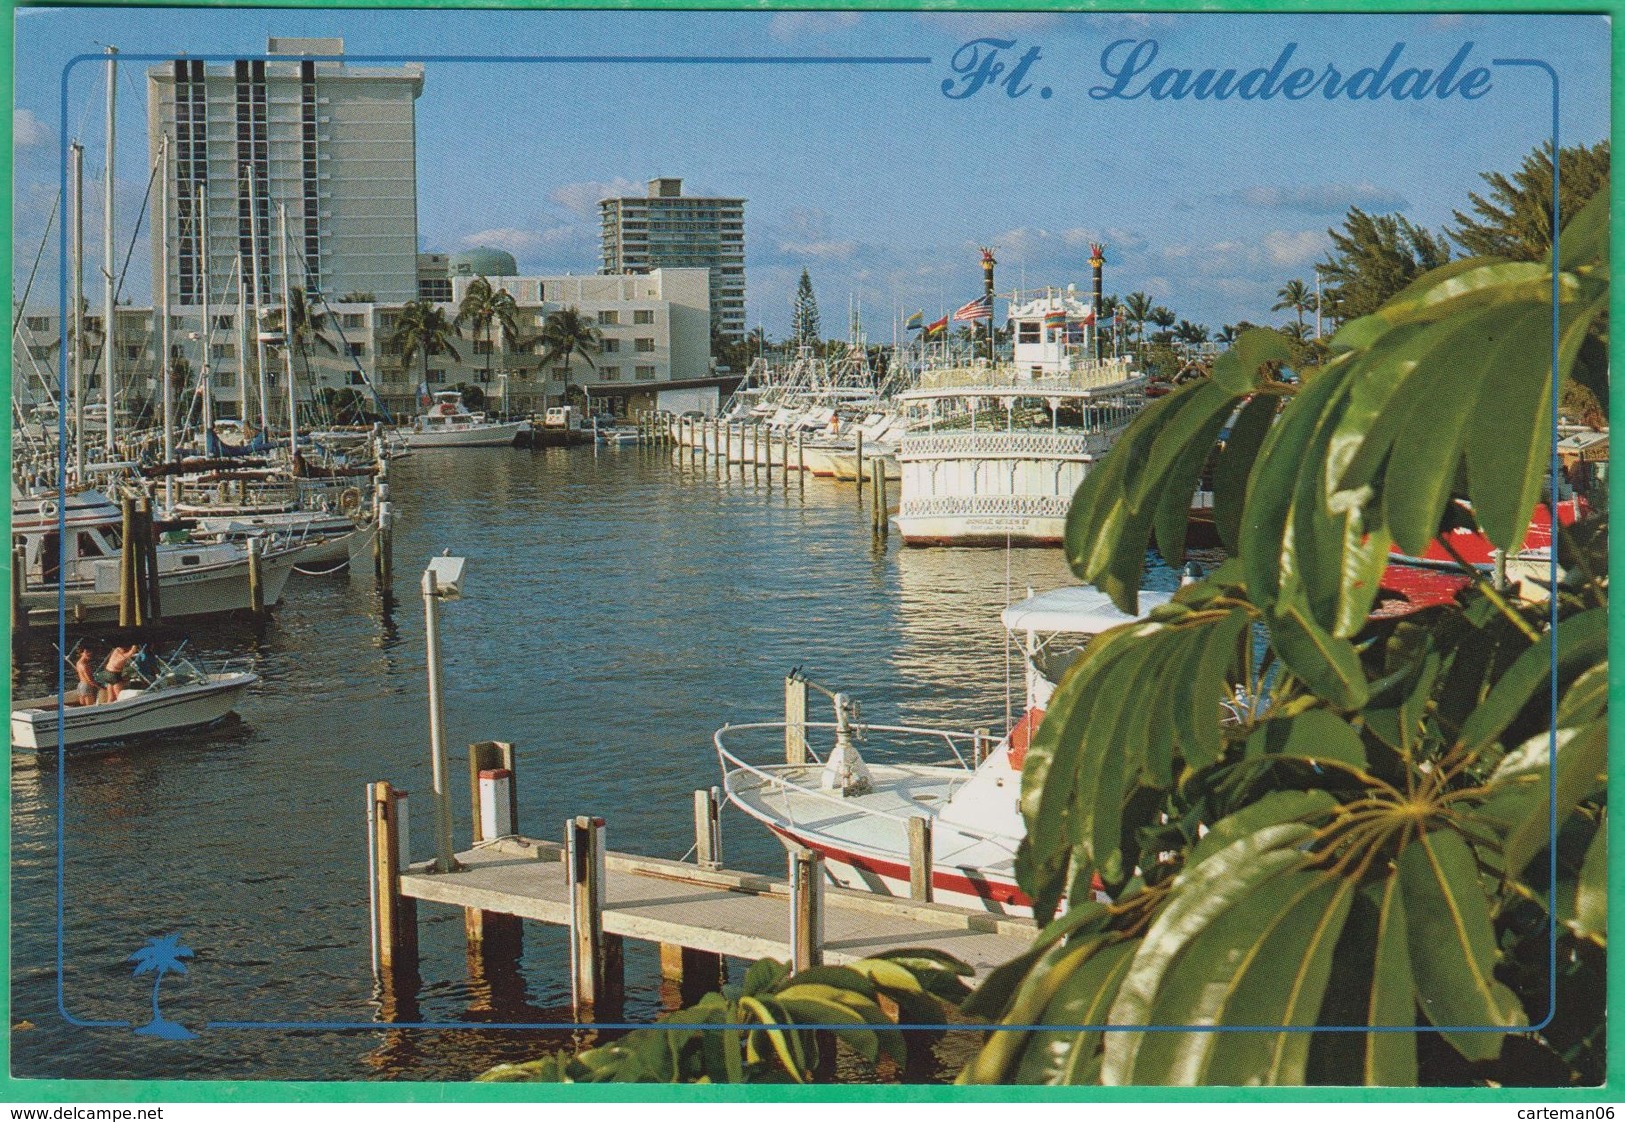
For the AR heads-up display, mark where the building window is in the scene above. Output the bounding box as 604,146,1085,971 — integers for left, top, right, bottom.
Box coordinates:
597,310,619,326
25,316,49,331
124,344,144,360
599,366,620,381
635,366,656,380
635,337,655,353
473,339,492,356
214,372,232,388
212,343,235,359
213,314,233,331
1018,323,1040,344
601,338,620,353
633,309,654,325
28,344,53,360
346,341,366,357
341,313,365,329
427,369,446,384
419,279,452,302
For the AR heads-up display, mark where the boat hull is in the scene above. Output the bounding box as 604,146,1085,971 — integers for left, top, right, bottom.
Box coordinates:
11,672,257,751
399,421,525,448
21,547,299,625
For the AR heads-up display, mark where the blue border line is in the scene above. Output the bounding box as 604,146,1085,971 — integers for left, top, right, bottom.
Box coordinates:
46,46,1568,1042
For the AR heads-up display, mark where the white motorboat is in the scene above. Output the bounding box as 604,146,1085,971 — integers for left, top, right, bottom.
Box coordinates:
12,488,302,625
12,653,258,752
399,392,525,449
716,585,1169,916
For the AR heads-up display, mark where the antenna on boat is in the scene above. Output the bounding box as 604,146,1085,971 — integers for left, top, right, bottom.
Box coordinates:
820,691,873,797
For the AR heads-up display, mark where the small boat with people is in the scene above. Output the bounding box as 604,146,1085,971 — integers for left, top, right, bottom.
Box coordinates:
399,392,526,449
11,642,258,752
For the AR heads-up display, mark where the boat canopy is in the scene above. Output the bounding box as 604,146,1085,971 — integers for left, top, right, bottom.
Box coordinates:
1000,586,1172,636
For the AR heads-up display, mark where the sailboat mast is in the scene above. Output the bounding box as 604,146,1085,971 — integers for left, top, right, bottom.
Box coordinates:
246,166,271,434
198,183,213,436
278,201,297,463
102,45,118,452
236,234,250,425
71,141,86,482
158,134,173,506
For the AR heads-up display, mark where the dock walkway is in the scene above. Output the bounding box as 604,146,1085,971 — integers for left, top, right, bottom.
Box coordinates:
399,836,1036,979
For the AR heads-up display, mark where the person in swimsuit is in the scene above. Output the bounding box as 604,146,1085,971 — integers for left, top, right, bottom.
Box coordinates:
72,646,99,706
97,644,140,701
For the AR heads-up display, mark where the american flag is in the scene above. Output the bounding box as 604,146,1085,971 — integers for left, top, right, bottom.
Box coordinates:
952,293,994,322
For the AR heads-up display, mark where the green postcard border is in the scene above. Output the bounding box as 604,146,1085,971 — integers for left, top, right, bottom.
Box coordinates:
1,0,1619,1103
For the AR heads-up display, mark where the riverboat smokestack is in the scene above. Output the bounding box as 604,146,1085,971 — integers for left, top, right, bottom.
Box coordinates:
1090,243,1106,360
980,246,996,365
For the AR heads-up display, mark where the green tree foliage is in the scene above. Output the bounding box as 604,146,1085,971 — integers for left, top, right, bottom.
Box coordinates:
388,299,462,387
962,183,1609,1086
266,286,340,391
535,306,602,378
1123,292,1155,349
454,276,523,383
1317,208,1452,323
1272,278,1317,330
791,269,822,351
1452,140,1611,261
480,952,970,1084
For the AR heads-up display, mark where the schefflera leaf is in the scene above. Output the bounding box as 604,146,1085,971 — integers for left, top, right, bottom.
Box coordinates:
1397,829,1527,1061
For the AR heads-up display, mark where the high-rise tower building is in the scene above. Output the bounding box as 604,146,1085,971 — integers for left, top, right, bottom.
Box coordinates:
147,38,423,311
600,177,745,343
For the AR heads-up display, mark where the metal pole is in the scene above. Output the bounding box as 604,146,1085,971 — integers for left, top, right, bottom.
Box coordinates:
198,183,214,438
157,135,173,506
247,165,271,435
70,142,85,481
278,202,298,462
102,46,118,452
423,569,456,872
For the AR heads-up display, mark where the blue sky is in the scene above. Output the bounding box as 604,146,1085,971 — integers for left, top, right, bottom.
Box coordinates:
12,8,1611,339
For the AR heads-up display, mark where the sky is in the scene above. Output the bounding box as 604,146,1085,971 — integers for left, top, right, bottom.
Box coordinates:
11,7,1612,340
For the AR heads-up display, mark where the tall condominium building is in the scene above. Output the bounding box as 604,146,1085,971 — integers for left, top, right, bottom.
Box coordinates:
600,178,745,343
146,38,424,313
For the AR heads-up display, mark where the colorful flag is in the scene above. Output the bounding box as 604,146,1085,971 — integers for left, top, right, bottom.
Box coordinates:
418,381,431,408
923,314,949,336
905,310,924,332
1043,309,1068,330
953,293,993,322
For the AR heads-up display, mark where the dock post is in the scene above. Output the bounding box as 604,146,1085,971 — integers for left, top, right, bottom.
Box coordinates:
118,494,137,627
782,427,791,491
908,816,934,902
762,423,771,483
141,498,162,623
876,464,889,540
11,543,29,637
790,848,824,972
855,432,865,500
246,537,265,616
797,430,806,493
785,675,808,765
367,781,419,979
465,742,524,964
376,501,394,587
973,727,991,767
693,786,722,870
567,815,622,1016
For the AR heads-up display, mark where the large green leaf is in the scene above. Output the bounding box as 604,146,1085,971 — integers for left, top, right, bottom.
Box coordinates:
1458,607,1605,758
1461,304,1557,550
1213,393,1280,552
1210,327,1294,394
1500,718,1608,879
1244,708,1369,772
1187,790,1339,870
1013,938,1138,1085
1570,814,1607,943
1102,823,1312,1083
1269,600,1370,710
1363,869,1419,1085
1397,829,1527,1060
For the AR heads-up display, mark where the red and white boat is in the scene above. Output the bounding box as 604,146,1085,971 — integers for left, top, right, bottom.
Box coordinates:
716,586,1171,916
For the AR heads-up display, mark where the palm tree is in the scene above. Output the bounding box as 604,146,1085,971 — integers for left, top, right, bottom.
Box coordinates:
389,299,462,399
1215,323,1239,347
454,277,524,385
267,286,339,398
1272,278,1316,330
535,307,602,389
1174,319,1209,347
1122,291,1155,348
129,932,195,1039
1147,305,1177,345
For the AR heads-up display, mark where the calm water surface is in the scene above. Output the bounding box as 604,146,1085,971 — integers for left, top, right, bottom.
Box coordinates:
10,446,1184,1082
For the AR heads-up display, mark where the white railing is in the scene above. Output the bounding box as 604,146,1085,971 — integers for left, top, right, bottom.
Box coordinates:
914,357,1139,394
713,719,1021,861
899,430,1117,459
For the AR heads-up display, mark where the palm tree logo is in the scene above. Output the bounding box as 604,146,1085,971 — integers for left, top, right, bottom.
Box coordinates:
128,932,197,1039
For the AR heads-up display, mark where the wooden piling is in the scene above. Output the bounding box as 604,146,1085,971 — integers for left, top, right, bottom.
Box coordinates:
875,464,889,539
908,816,934,902
785,675,808,765
762,423,771,483
797,429,806,492
142,498,162,623
855,432,865,499
466,743,524,962
782,426,791,491
567,815,622,1015
973,727,991,767
752,421,762,477
376,501,394,587
12,543,29,637
368,781,419,978
246,537,265,616
659,942,723,995
118,495,137,627
790,848,824,972
693,786,722,870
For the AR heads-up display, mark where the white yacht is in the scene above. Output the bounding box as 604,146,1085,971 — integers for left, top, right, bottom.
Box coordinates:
399,392,525,449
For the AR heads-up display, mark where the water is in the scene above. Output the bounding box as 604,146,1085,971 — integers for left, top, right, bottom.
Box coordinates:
10,446,1186,1082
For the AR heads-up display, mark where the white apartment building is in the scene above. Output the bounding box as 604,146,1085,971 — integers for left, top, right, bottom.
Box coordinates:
146,37,423,314
601,178,746,343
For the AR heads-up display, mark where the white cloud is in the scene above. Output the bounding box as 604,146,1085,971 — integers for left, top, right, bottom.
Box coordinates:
1262,230,1326,267
547,177,641,221
1227,182,1409,213
777,239,858,260
460,225,588,257
14,108,49,149
768,12,862,42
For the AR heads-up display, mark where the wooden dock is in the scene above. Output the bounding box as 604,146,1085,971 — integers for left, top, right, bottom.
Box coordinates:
400,835,1035,976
